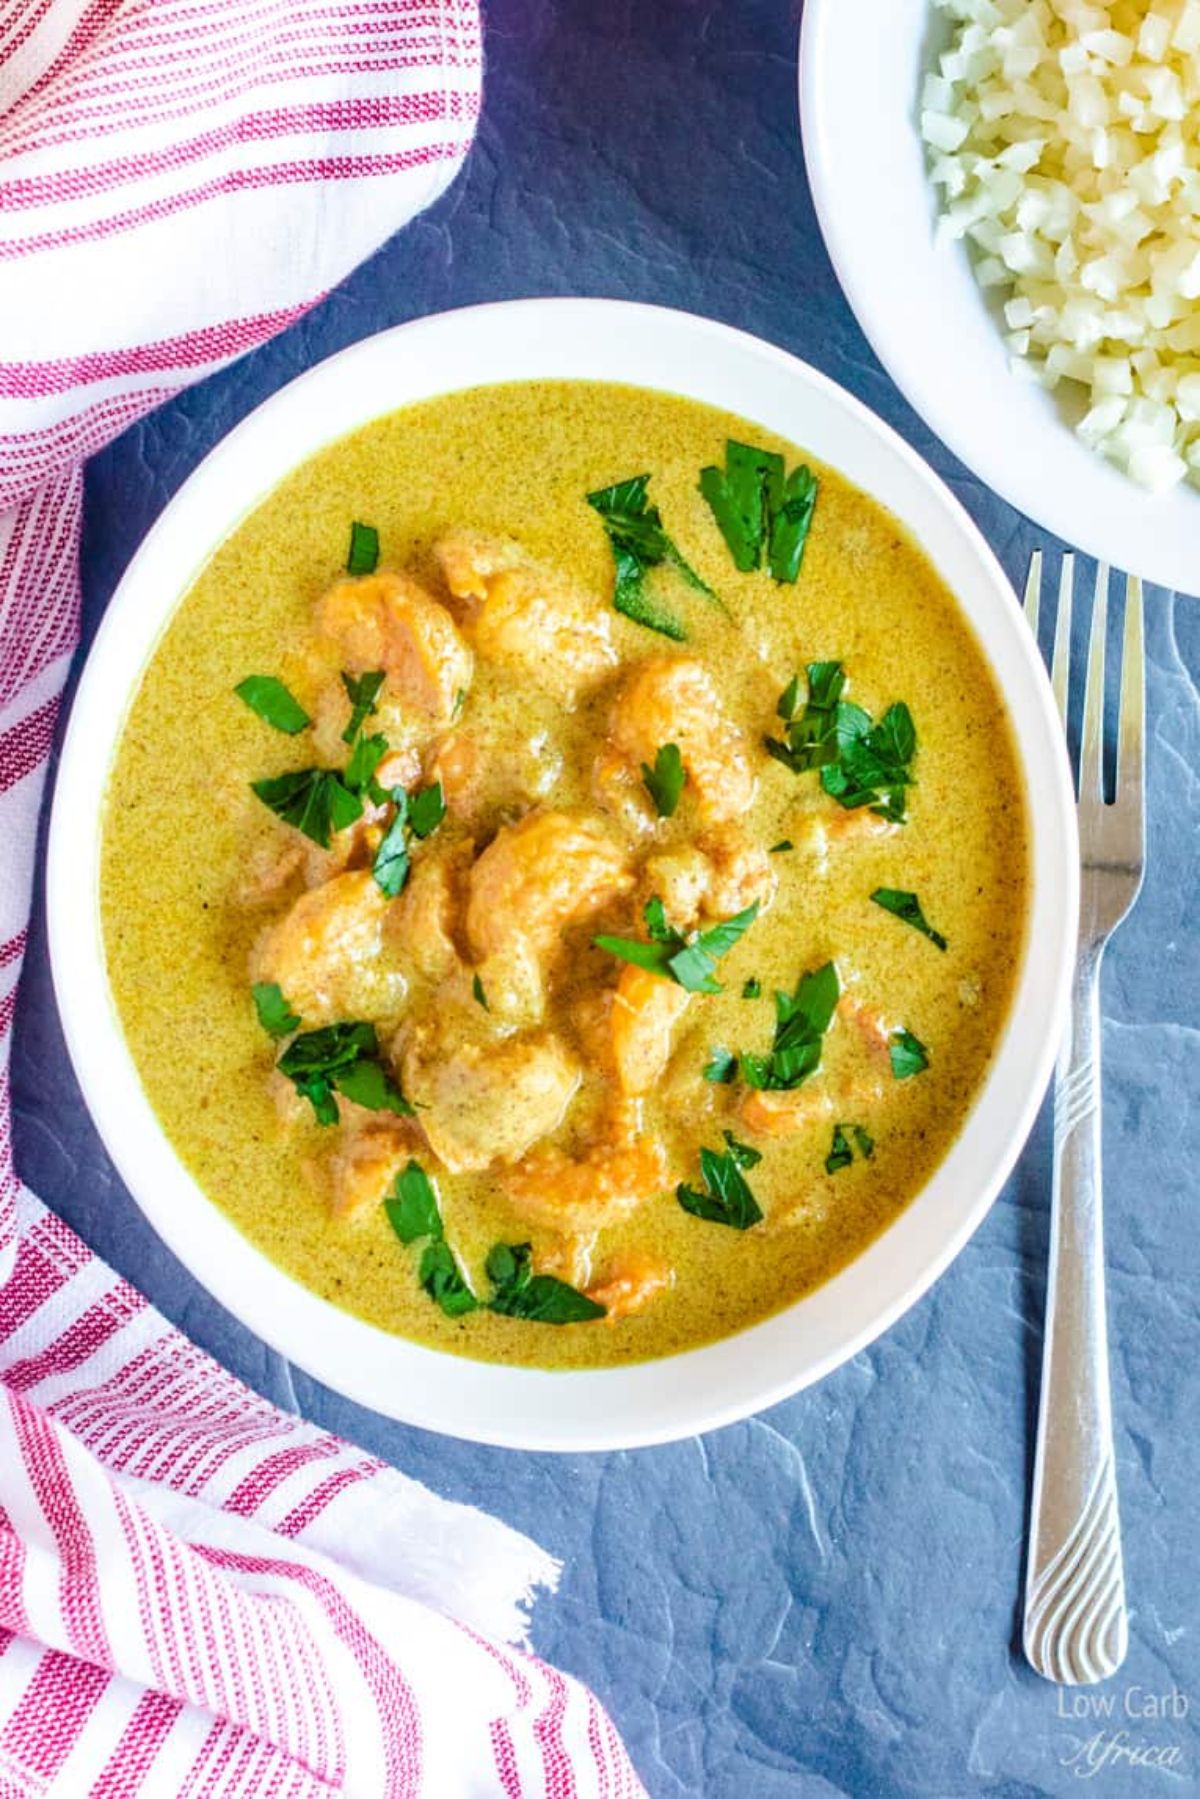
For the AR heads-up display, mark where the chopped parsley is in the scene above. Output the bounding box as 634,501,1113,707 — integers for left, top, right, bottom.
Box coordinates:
472,973,490,1011
698,440,819,583
251,766,362,849
384,1160,443,1244
372,781,446,898
341,669,385,743
485,1243,606,1323
251,981,300,1039
593,896,758,996
766,662,917,822
343,730,388,796
347,520,380,576
889,1028,930,1081
677,1138,764,1231
870,888,948,951
769,839,794,854
740,960,840,1092
825,1122,873,1174
641,742,686,817
235,676,311,735
419,1241,479,1318
586,473,714,641
703,1045,738,1084
741,977,761,1000
276,1022,413,1126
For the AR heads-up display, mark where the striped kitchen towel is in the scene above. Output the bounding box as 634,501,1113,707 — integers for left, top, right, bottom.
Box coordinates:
0,4,645,1793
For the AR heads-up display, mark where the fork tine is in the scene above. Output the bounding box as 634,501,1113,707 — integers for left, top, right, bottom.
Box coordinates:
1080,564,1109,803
1117,575,1145,809
1024,550,1043,636
1051,553,1074,730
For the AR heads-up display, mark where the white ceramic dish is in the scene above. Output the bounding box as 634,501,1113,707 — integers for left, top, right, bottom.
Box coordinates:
48,298,1077,1451
800,0,1200,598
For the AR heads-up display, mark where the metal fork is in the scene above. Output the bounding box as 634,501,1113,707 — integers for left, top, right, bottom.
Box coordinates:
1021,553,1146,1686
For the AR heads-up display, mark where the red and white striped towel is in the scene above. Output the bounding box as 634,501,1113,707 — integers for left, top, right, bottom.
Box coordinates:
0,5,645,1793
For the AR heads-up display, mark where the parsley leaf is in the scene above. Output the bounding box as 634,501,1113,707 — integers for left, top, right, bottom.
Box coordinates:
472,973,490,1011
341,670,385,744
593,899,758,996
870,888,948,951
485,1242,606,1323
251,982,300,1039
741,978,761,1000
384,1160,443,1245
764,661,846,774
276,1022,412,1125
739,961,840,1092
371,782,445,899
853,1124,875,1159
343,730,388,795
703,1046,738,1084
419,1241,479,1317
677,1142,764,1230
699,440,819,582
587,473,715,640
347,520,380,576
766,663,917,822
409,782,446,838
769,839,794,854
251,767,362,849
641,743,686,817
722,1129,762,1169
890,1028,930,1080
235,676,311,735
825,1124,855,1174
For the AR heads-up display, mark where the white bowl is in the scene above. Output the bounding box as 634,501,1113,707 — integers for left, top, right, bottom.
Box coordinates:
800,0,1200,597
48,299,1077,1451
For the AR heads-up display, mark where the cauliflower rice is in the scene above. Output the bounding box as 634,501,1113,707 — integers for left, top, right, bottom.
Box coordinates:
923,0,1200,492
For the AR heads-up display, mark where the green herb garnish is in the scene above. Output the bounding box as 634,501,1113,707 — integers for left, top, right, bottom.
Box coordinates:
870,888,948,951
699,440,819,583
741,977,761,1000
769,839,794,854
587,473,714,640
347,520,380,576
703,1046,738,1084
825,1122,875,1173
472,973,490,1011
235,676,311,735
419,1241,480,1318
251,981,300,1039
371,782,445,899
485,1243,606,1323
766,663,917,822
723,1129,763,1169
251,767,362,849
343,730,388,796
677,1141,764,1230
384,1159,443,1244
889,1028,930,1080
641,742,686,818
276,1022,412,1126
740,961,839,1092
853,1124,875,1159
593,897,758,996
341,670,385,743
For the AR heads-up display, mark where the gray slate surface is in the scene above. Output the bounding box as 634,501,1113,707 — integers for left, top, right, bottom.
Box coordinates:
12,2,1200,1793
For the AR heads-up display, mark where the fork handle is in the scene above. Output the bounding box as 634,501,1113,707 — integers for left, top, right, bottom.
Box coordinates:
1023,945,1128,1685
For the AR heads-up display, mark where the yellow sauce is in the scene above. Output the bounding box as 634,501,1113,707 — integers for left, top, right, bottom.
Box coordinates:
101,381,1029,1369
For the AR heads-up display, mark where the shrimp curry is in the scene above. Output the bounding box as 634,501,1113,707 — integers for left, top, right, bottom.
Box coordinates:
101,381,1030,1369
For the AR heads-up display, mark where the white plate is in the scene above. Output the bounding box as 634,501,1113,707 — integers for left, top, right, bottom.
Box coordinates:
800,0,1200,597
48,299,1077,1450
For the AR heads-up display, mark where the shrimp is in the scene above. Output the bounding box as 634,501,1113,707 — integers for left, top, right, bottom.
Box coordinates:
638,832,776,931
465,811,632,961
638,845,711,931
435,529,617,701
428,721,563,829
315,571,472,728
251,870,407,1024
501,1131,670,1234
739,1084,837,1140
793,804,898,869
586,1251,674,1322
402,1031,580,1173
611,964,692,1097
605,657,756,826
328,1123,414,1221
385,840,472,984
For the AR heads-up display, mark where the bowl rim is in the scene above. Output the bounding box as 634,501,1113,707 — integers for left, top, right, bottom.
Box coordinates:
798,0,1200,596
47,296,1078,1451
